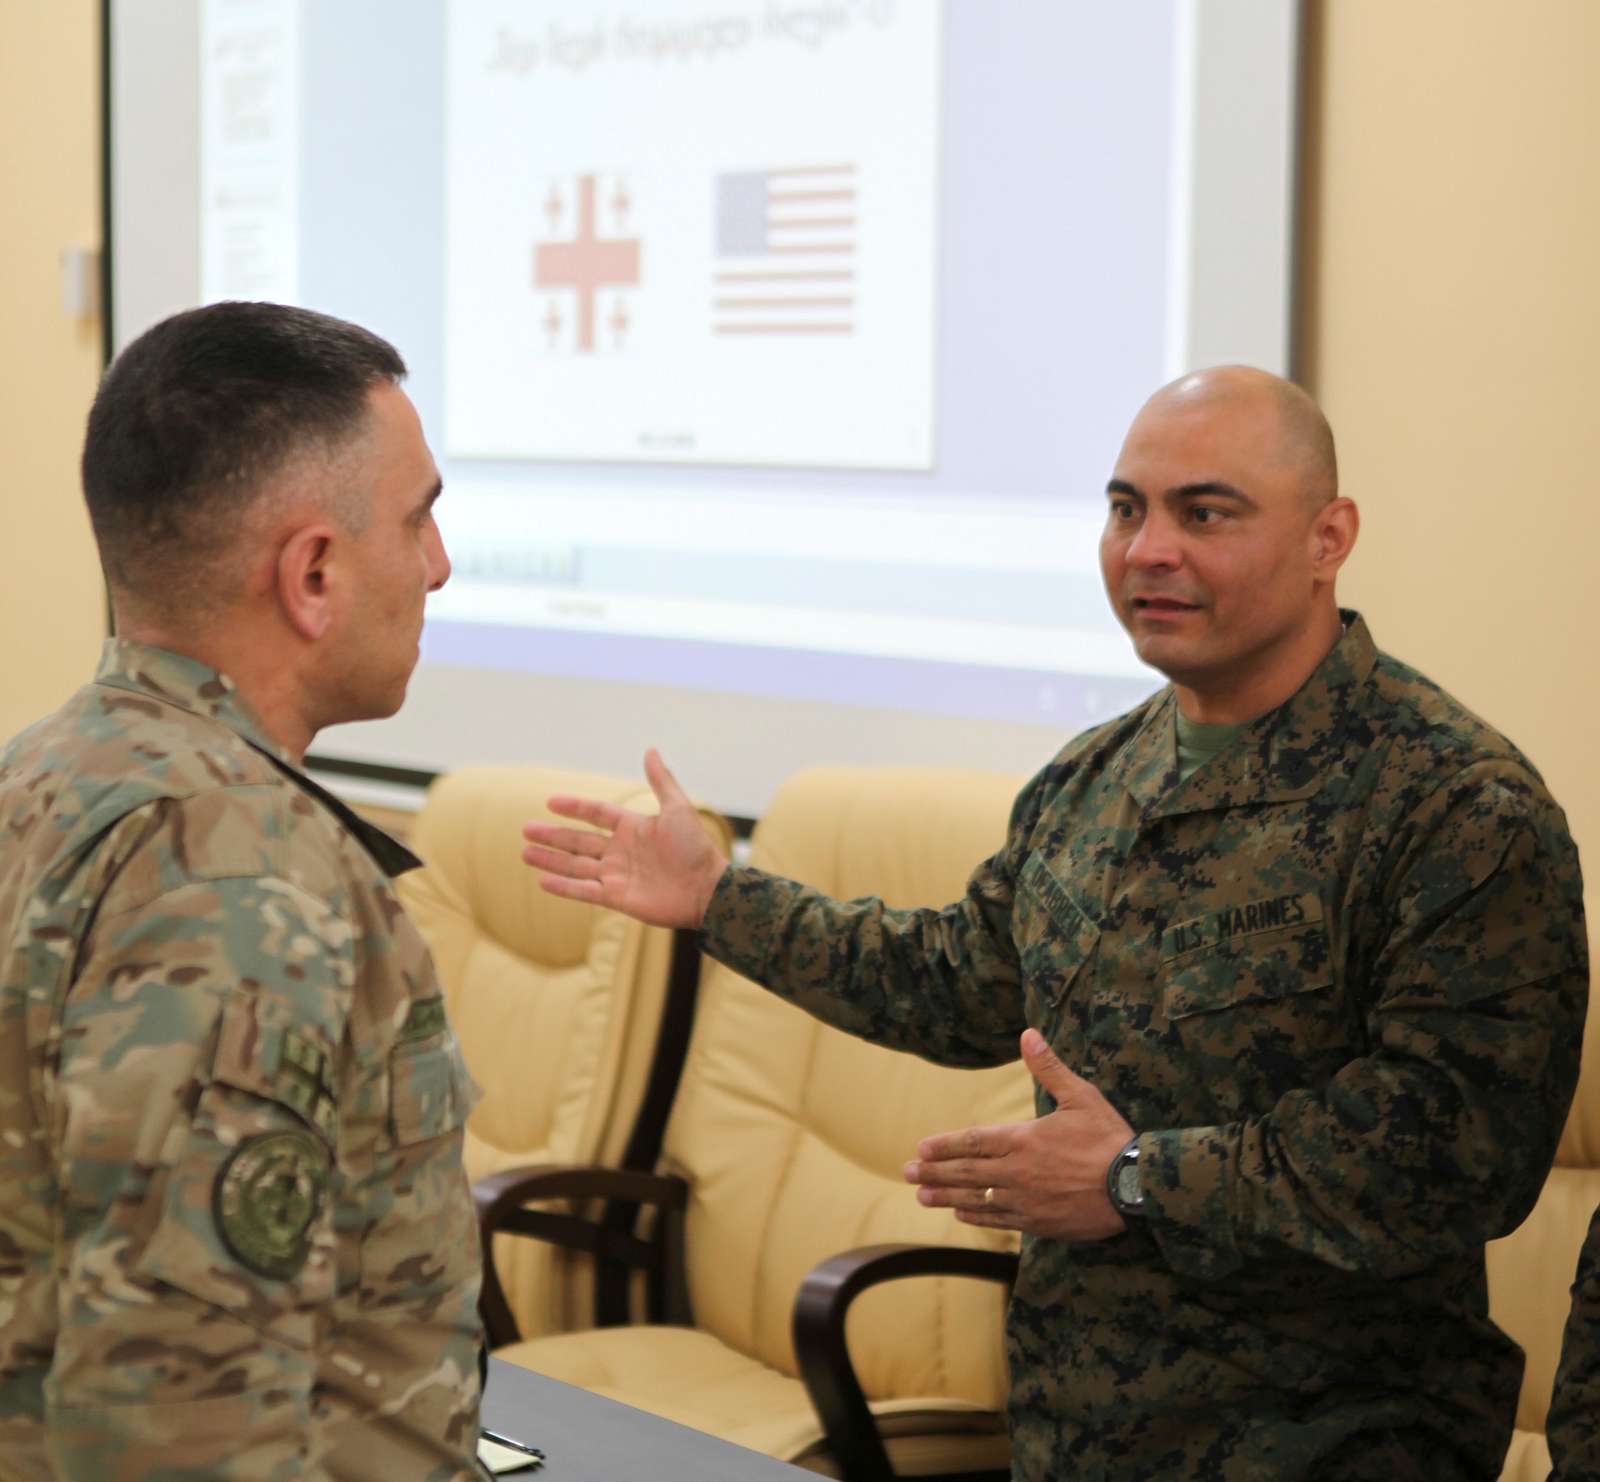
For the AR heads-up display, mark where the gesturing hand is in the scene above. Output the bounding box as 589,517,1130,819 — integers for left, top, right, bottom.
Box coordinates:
520,748,729,929
903,1029,1133,1241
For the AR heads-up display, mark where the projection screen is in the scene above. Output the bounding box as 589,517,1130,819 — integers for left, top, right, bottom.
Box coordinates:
107,0,1302,820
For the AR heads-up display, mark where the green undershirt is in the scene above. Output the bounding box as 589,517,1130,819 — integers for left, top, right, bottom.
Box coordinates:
1174,710,1243,783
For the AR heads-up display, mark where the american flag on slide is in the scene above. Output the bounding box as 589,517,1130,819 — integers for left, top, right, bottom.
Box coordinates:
712,163,857,337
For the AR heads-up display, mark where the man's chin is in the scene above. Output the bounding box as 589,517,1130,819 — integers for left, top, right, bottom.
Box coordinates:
374,679,411,721
1131,634,1201,682
325,683,409,730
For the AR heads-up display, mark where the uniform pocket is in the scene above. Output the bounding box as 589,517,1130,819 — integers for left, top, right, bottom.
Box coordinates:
359,999,479,1313
1015,852,1102,1038
130,995,338,1347
387,996,478,1146
1163,922,1334,1022
1160,913,1350,1109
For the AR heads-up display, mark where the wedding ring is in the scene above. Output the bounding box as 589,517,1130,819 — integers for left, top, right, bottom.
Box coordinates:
982,1185,996,1207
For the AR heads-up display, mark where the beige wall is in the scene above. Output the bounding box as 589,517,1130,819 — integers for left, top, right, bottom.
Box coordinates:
0,1,106,736
0,2,1595,939
1299,0,1599,980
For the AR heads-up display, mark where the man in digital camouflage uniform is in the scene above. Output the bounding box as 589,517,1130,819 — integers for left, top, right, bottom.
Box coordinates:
522,366,1588,1480
0,303,484,1479
1547,1210,1600,1477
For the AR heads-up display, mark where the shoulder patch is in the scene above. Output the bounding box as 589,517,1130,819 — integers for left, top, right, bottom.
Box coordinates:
213,1129,329,1280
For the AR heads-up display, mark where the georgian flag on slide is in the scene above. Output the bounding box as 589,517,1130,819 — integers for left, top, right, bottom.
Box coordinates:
534,173,641,354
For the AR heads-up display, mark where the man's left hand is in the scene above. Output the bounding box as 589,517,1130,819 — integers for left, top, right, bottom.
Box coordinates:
903,1028,1133,1241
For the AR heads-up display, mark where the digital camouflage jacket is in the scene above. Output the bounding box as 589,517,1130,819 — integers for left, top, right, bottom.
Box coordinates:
1547,1200,1600,1479
0,642,483,1481
703,614,1587,1481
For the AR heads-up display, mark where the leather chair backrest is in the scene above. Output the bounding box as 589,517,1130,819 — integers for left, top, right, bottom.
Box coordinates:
661,765,1035,1410
401,763,730,1335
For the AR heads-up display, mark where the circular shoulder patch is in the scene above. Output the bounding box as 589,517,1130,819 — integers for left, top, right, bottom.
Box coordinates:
213,1130,330,1281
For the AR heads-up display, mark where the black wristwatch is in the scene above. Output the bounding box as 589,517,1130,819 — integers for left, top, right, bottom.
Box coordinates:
1106,1133,1147,1218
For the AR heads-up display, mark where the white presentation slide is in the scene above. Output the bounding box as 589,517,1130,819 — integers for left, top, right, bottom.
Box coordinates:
443,0,941,470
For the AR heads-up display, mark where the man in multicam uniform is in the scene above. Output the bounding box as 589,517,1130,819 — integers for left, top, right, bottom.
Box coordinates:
0,303,484,1479
522,367,1588,1480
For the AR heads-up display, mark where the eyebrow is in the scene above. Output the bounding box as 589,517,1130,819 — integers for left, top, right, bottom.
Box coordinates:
1106,477,1256,509
412,478,443,518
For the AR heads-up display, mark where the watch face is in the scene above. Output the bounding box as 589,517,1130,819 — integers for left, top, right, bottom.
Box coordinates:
1115,1157,1143,1209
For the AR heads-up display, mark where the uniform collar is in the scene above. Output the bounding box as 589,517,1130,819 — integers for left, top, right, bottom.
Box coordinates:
93,639,422,876
1114,610,1377,819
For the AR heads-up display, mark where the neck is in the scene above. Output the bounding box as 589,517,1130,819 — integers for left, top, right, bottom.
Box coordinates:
114,611,316,764
1173,603,1344,725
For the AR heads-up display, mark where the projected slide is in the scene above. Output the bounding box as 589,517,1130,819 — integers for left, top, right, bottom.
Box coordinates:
443,0,941,469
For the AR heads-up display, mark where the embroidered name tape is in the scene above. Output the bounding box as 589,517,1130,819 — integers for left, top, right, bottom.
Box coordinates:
1163,892,1324,961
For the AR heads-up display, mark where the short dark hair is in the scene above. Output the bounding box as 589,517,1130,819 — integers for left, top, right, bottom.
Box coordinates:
82,300,406,607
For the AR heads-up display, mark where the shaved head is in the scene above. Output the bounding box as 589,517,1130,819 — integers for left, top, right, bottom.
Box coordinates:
1102,362,1358,722
1144,366,1337,508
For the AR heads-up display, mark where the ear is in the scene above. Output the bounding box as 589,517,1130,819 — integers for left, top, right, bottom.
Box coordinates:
1310,496,1359,579
275,523,339,641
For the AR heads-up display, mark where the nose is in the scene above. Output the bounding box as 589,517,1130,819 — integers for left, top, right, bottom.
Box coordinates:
425,519,451,593
1124,510,1181,570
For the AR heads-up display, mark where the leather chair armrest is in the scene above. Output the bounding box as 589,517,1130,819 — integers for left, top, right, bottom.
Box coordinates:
474,1163,688,1345
792,1242,1019,1482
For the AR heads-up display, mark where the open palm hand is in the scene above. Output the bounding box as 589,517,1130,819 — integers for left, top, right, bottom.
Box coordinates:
521,748,728,928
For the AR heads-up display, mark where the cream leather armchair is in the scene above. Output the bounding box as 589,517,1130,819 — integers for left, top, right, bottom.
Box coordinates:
485,765,1036,1479
398,764,731,1340
1488,985,1600,1480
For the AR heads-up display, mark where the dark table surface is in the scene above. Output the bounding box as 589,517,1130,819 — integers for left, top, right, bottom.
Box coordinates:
482,1355,808,1480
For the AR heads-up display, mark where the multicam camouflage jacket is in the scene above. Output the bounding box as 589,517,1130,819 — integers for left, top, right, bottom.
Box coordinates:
1547,1202,1600,1479
0,642,483,1481
703,614,1588,1481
